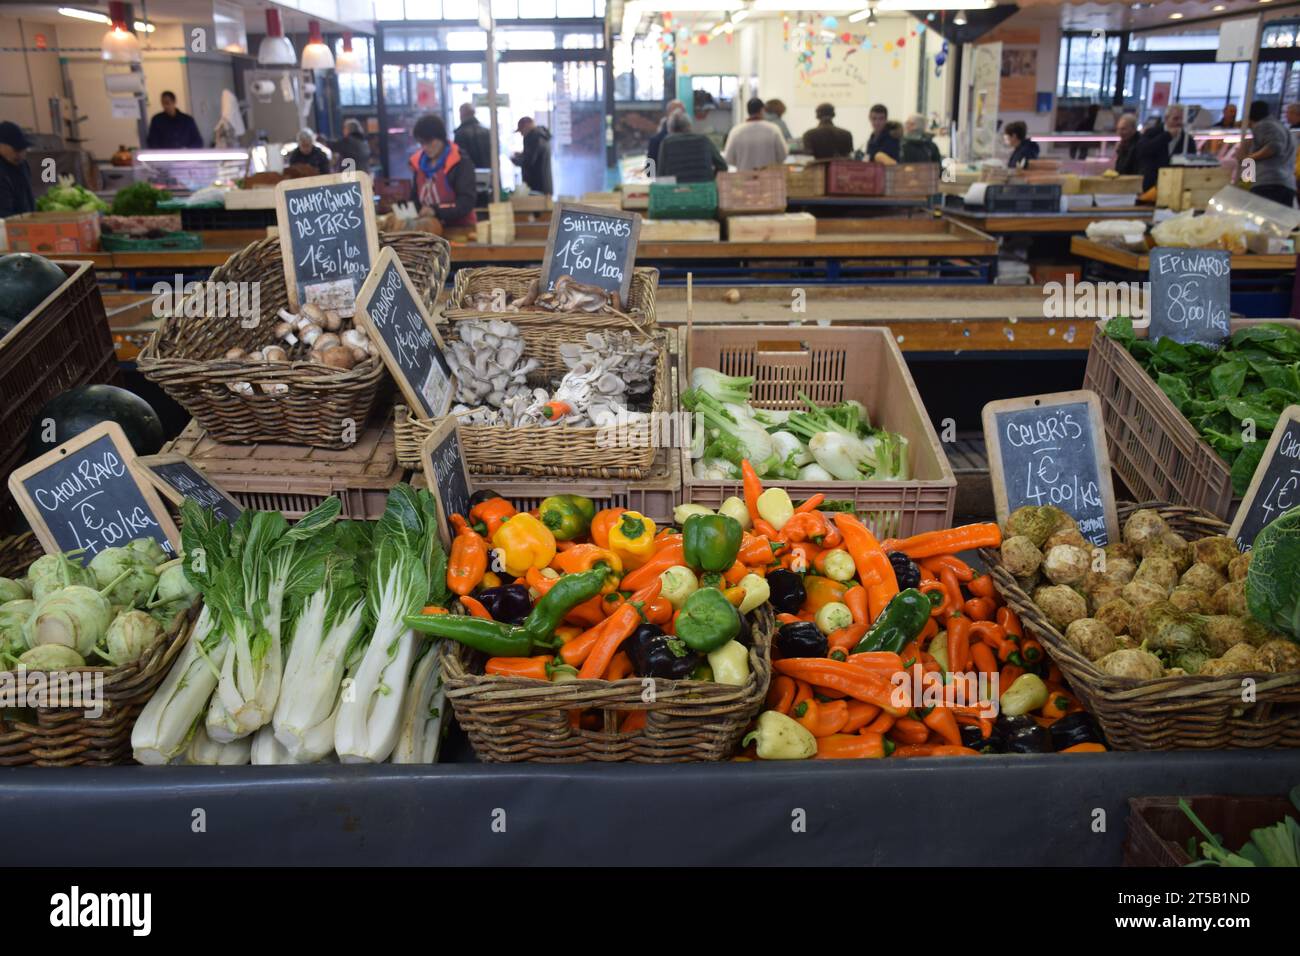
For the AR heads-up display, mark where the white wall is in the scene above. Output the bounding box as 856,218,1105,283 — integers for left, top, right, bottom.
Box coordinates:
0,18,65,136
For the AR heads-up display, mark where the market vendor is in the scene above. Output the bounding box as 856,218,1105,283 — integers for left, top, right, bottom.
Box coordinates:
1003,120,1039,169
802,103,853,160
865,104,899,163
410,113,476,227
512,116,553,196
1137,104,1197,191
656,110,726,183
900,113,942,163
0,121,34,218
1113,113,1140,175
287,129,330,176
145,91,204,149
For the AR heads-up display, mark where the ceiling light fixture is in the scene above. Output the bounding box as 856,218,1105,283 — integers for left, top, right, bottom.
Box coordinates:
335,31,362,73
1170,11,1184,18
848,6,873,23
257,9,296,66
59,6,154,31
954,10,968,25
301,19,335,70
100,2,140,63
876,0,992,9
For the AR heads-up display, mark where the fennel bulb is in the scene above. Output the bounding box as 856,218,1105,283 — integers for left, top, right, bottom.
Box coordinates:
689,368,753,405
132,605,223,765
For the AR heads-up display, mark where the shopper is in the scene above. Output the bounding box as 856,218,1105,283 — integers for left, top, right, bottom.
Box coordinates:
454,104,493,170
1216,103,1238,128
334,118,371,173
512,116,553,195
802,103,853,160
1242,100,1297,208
1137,105,1197,191
0,121,34,218
656,111,726,183
764,98,793,142
900,114,941,164
145,91,203,149
287,128,330,175
1113,113,1140,175
646,99,684,176
410,113,477,227
723,97,787,171
1003,120,1040,169
865,104,899,162
1287,103,1300,130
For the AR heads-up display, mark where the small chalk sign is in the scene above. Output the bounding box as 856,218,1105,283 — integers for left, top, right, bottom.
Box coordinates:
1229,405,1300,551
983,390,1120,547
275,171,379,318
420,416,472,550
354,247,453,420
1147,246,1231,347
540,202,640,308
133,453,242,526
7,422,179,563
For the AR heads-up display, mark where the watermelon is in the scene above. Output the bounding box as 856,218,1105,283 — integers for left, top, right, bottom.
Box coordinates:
26,385,164,460
0,253,68,327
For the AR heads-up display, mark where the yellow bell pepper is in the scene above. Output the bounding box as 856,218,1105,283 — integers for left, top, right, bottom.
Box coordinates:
607,510,656,570
491,513,557,577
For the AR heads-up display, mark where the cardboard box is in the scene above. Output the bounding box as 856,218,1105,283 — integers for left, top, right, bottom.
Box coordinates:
5,211,100,253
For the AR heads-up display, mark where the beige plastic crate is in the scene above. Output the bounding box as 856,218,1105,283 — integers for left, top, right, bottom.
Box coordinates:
681,326,955,538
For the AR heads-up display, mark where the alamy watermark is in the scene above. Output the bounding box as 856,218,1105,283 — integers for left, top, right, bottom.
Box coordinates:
152,274,262,329
0,667,103,718
1043,275,1149,324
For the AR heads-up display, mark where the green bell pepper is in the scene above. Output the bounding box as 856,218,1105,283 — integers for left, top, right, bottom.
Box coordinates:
852,588,932,655
682,513,743,573
538,494,595,541
675,587,742,652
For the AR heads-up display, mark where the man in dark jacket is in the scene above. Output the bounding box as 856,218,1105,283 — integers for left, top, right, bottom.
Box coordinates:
645,99,683,176
802,103,853,160
454,104,493,169
512,116,553,195
900,114,942,163
1113,113,1140,175
410,113,476,227
334,118,371,173
657,111,726,183
0,121,34,218
1003,121,1040,168
146,91,204,149
1137,106,1197,190
865,104,899,162
287,128,331,175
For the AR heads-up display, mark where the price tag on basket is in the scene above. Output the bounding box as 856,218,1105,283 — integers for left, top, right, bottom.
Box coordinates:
1147,246,1231,347
982,390,1120,547
540,202,641,309
132,453,242,526
1228,405,1300,551
275,171,379,318
7,421,179,563
420,416,471,551
354,247,453,420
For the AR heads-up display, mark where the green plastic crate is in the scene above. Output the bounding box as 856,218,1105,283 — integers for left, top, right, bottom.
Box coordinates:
648,181,717,220
100,231,204,252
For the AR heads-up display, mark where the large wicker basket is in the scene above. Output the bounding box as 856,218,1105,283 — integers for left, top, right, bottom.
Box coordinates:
138,232,450,448
983,502,1300,750
440,606,773,762
0,602,196,767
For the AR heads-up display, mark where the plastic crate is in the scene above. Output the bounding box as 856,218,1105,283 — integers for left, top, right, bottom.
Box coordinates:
717,168,787,215
99,231,203,253
825,160,885,197
784,162,826,199
648,181,718,219
983,183,1061,213
0,261,118,531
5,211,100,253
1123,795,1297,866
1082,318,1300,520
178,206,277,231
884,162,940,197
681,326,955,538
161,417,405,520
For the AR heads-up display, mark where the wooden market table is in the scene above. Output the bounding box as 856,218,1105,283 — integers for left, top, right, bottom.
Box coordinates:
1070,236,1297,272
944,206,1153,236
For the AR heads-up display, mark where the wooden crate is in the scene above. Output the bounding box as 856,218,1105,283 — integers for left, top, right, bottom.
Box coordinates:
621,183,650,210
1157,165,1230,211
224,188,278,210
725,212,816,242
716,168,787,214
825,160,885,196
639,218,720,242
1078,174,1142,195
784,162,826,199
884,163,940,197
486,201,515,244
510,192,553,212
581,191,623,209
1124,796,1297,866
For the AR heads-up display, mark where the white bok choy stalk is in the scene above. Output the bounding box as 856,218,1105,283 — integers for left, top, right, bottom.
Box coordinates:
185,723,252,765
273,553,365,761
335,485,448,764
131,603,223,765
392,641,448,764
250,723,296,764
206,499,341,739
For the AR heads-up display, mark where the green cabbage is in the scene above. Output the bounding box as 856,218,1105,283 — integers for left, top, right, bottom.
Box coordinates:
36,183,108,213
1246,506,1300,641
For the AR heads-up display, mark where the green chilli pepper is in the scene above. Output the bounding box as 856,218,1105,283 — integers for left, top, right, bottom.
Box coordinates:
538,494,595,541
682,513,744,573
521,567,609,642
404,614,536,657
852,588,932,655
675,587,742,653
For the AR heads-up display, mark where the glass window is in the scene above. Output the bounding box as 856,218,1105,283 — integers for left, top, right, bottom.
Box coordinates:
374,0,404,19
492,0,519,18
1132,32,1219,52
1057,32,1119,101
562,33,597,49
336,36,375,106
556,0,594,16
518,0,557,17
445,30,488,50
1179,62,1234,108
498,30,557,49
1262,21,1299,48
442,0,478,19
383,64,409,105
449,61,483,84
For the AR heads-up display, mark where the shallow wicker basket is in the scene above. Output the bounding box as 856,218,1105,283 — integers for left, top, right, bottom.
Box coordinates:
395,318,670,479
0,603,196,767
983,502,1300,751
0,533,43,579
440,606,773,762
138,232,450,448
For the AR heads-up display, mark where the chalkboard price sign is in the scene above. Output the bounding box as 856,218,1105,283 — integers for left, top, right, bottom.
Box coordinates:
983,390,1120,547
540,202,641,308
275,171,379,318
8,422,179,563
354,247,453,420
134,453,242,526
420,416,471,550
1229,405,1300,551
1147,246,1231,347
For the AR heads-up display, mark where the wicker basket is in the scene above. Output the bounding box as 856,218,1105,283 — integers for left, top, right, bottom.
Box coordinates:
394,321,670,479
0,533,44,580
440,606,773,762
0,604,195,766
983,502,1300,751
138,232,450,448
